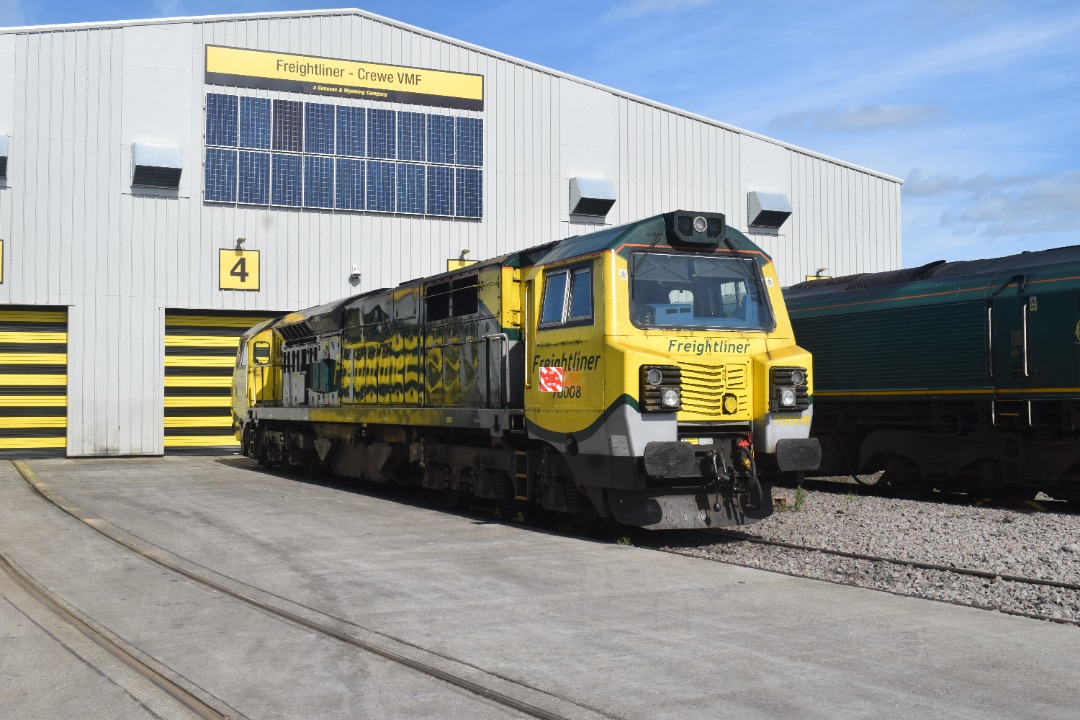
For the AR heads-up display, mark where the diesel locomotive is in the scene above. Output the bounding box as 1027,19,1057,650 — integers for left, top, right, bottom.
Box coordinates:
231,210,821,530
784,245,1080,504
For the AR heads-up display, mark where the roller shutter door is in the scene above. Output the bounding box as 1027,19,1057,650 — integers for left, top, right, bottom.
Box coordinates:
164,310,277,451
0,306,67,457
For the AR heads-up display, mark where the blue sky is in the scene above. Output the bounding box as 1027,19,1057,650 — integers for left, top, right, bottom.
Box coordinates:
3,1,1078,267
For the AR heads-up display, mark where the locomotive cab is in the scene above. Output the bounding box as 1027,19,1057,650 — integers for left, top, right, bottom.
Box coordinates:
522,211,820,529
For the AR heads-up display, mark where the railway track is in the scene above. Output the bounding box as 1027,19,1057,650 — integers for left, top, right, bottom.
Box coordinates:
0,551,229,720
648,528,1080,626
10,460,611,720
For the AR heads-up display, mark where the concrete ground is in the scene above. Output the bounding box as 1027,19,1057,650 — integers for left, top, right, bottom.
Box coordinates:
1,456,1077,720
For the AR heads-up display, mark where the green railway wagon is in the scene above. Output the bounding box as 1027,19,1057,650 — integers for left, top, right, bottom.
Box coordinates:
783,246,1080,503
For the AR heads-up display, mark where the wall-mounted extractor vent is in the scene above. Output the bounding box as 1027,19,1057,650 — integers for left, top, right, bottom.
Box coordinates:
569,177,616,217
0,134,8,179
131,143,182,189
748,191,792,229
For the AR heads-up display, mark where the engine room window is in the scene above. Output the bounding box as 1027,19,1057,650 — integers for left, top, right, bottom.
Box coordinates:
451,277,479,316
630,253,774,331
425,282,451,321
540,265,592,327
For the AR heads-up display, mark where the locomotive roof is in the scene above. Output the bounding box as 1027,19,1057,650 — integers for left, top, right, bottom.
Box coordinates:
273,210,771,338
785,244,1080,301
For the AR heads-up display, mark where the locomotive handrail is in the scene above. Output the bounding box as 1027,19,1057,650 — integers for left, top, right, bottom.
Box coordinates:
1022,297,1030,380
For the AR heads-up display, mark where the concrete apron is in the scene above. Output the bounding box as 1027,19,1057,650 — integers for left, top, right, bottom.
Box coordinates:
2,456,1078,720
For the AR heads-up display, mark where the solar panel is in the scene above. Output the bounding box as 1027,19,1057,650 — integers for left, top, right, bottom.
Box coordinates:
204,96,483,217
272,99,303,153
396,163,425,215
336,106,366,157
335,158,365,211
304,103,336,155
238,151,271,205
426,165,453,216
239,97,271,150
427,114,455,165
455,117,483,167
204,148,237,202
271,153,303,206
397,111,426,163
455,168,482,218
205,94,238,147
368,108,397,160
303,156,335,209
366,160,395,212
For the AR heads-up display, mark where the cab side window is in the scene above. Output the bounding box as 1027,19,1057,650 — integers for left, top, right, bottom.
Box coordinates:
539,265,592,328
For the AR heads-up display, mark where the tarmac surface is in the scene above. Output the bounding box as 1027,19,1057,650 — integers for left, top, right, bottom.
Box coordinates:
1,455,1077,719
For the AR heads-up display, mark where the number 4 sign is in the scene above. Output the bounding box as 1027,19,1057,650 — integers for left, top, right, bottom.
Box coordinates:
219,249,260,291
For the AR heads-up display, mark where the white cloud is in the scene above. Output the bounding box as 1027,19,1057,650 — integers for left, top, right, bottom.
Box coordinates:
0,0,27,27
902,169,1033,197
942,171,1080,238
901,169,1080,264
607,0,717,19
152,0,187,17
772,105,944,132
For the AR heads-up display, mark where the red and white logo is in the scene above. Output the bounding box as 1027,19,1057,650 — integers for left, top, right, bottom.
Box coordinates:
539,366,564,392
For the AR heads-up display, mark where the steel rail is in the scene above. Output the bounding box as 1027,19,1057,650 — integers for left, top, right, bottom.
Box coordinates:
675,529,1080,626
0,551,228,720
706,529,1080,592
11,460,600,720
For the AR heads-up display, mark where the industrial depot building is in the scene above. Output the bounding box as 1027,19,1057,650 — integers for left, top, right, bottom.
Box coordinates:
0,8,901,457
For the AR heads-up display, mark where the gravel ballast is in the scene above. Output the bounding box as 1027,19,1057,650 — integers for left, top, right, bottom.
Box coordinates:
651,486,1080,624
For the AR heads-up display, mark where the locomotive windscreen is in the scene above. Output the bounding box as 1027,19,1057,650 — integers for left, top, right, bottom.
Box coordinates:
629,254,775,331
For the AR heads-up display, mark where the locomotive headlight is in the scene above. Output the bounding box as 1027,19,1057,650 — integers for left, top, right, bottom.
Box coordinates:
692,215,708,233
640,365,681,412
770,366,809,413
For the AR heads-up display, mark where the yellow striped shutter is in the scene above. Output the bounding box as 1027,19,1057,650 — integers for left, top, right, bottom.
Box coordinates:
164,310,277,450
0,307,68,455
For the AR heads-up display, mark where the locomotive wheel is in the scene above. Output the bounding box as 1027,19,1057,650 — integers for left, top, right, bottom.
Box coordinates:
302,451,323,480
882,457,930,499
496,499,522,522
556,504,599,536
439,487,467,509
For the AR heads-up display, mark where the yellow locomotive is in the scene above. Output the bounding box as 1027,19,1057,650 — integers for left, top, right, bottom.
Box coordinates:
232,210,820,530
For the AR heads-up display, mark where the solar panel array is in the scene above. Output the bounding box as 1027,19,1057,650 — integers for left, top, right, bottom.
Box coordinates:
204,93,483,218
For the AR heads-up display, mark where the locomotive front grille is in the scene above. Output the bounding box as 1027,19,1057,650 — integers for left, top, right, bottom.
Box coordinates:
679,361,749,416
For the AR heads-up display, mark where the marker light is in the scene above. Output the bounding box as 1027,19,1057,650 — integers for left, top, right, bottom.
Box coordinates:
662,388,681,408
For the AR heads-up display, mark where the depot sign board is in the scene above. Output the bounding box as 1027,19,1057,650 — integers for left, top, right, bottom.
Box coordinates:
205,45,484,111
